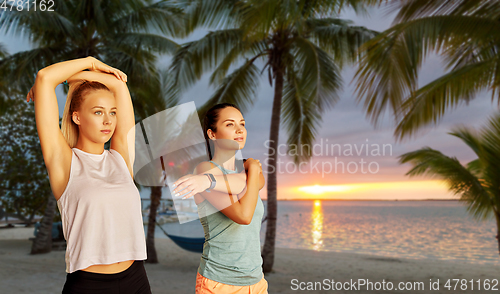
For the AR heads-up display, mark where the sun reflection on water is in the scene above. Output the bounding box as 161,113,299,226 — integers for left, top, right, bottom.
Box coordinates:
311,200,323,251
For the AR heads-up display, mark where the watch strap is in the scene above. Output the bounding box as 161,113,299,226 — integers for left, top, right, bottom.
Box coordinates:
204,173,216,192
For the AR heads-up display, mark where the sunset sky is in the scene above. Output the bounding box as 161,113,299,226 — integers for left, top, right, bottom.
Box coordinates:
1,3,496,200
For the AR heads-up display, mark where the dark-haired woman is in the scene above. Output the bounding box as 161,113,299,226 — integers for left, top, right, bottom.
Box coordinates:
171,103,268,293
27,57,151,293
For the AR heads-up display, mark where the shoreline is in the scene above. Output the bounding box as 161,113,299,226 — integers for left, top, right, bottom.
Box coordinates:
3,227,496,267
273,199,460,201
1,228,499,293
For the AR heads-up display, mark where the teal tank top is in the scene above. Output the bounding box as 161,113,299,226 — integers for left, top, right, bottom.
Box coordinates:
197,160,265,286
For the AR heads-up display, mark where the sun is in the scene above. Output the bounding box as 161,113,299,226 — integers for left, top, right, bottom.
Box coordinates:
297,184,354,195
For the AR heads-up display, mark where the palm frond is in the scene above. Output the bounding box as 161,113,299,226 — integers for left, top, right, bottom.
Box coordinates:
354,14,500,128
0,3,81,45
282,69,322,164
168,42,200,95
307,18,378,67
101,45,158,87
0,46,70,93
479,113,500,211
292,37,342,110
390,0,500,23
399,147,493,220
197,59,260,120
158,67,180,108
129,75,163,120
239,0,283,38
169,29,244,92
448,126,484,159
394,57,499,140
112,0,185,37
209,39,267,86
298,0,381,18
442,40,498,72
183,0,243,30
191,29,244,77
129,66,179,119
466,159,483,178
110,32,179,55
337,0,385,13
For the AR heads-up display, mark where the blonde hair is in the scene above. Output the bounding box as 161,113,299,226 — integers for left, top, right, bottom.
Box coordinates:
61,80,111,148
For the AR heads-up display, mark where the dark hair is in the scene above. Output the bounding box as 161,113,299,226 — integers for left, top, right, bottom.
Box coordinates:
203,103,244,171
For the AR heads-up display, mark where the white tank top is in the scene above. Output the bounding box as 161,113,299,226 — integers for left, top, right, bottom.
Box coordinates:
56,148,147,273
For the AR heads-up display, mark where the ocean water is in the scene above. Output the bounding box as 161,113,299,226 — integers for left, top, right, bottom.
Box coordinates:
144,196,500,266
263,200,500,266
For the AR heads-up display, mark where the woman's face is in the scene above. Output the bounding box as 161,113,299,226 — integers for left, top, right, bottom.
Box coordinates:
209,107,247,150
72,89,117,144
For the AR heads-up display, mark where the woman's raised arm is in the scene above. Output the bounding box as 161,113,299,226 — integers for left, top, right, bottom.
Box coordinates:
29,56,127,200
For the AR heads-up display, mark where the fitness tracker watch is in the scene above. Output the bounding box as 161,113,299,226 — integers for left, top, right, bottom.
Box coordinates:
204,173,216,192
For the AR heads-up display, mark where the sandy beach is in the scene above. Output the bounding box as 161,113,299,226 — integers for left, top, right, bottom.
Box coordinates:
1,227,499,294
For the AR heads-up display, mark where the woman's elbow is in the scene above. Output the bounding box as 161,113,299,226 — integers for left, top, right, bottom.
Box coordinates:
236,218,252,225
35,69,54,85
35,69,47,82
232,213,252,225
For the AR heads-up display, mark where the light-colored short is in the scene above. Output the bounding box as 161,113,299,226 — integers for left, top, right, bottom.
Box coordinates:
195,272,269,294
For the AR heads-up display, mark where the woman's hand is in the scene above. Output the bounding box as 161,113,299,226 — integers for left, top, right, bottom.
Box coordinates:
87,56,127,82
26,85,35,102
66,58,127,86
170,174,211,199
244,158,262,174
25,56,126,103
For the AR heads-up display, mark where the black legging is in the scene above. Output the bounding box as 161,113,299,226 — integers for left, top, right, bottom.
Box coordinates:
62,260,151,294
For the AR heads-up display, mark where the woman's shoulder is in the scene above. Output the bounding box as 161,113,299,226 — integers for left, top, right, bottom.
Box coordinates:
108,149,131,170
194,161,217,174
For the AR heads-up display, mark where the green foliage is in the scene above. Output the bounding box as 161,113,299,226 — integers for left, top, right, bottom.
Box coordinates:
171,0,378,164
0,0,184,106
0,99,52,224
399,112,500,222
355,0,500,141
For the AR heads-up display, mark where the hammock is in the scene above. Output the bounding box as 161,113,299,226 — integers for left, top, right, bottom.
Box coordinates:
133,102,229,253
155,220,204,253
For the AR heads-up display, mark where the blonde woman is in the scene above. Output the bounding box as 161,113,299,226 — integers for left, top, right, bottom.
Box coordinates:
172,103,268,293
27,57,150,293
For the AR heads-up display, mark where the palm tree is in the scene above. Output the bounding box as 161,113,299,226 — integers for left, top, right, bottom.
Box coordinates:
0,0,183,102
355,0,500,141
30,192,57,254
136,67,179,263
0,0,184,254
399,112,500,255
170,0,379,272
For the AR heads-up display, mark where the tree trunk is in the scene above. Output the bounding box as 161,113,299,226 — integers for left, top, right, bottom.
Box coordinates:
495,212,500,256
31,193,56,254
5,211,28,224
146,186,162,263
11,201,29,224
262,68,284,273
27,212,36,227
